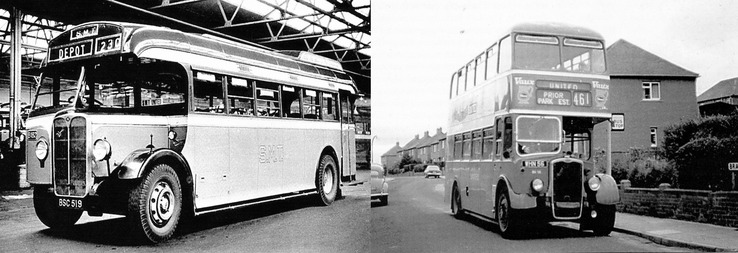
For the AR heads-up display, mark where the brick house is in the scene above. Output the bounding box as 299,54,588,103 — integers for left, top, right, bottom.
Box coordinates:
604,39,699,154
380,142,403,170
697,77,738,116
381,128,447,169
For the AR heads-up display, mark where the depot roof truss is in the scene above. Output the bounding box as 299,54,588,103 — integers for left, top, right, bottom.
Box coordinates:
148,0,370,70
0,10,69,69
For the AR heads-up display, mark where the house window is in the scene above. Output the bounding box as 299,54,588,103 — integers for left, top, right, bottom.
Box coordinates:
643,82,661,100
650,127,658,147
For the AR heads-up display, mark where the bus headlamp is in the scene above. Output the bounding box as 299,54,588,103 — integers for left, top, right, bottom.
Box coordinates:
35,138,49,160
531,179,544,192
588,176,601,191
93,139,112,161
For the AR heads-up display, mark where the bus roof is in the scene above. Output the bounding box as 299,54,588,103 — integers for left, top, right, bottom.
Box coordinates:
44,21,357,93
509,22,604,41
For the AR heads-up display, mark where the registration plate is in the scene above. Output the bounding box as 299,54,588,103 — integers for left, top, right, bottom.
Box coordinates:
58,197,84,210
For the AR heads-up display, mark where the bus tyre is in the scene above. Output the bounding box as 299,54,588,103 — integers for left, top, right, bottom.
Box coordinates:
128,164,182,243
33,186,82,229
496,190,521,239
316,155,338,206
592,205,616,236
451,185,465,219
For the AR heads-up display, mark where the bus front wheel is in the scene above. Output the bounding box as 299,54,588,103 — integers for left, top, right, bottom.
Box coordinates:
592,205,616,236
496,189,521,238
315,155,339,206
128,164,183,243
33,186,82,229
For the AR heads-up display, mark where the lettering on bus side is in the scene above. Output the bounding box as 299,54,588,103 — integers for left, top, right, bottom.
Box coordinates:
259,145,285,163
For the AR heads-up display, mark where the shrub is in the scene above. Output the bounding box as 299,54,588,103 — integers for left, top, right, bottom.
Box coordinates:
662,114,738,190
610,147,676,188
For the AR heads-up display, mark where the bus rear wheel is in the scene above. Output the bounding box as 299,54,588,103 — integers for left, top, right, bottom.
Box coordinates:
496,189,521,239
128,164,182,243
451,185,464,219
33,186,82,229
316,154,338,206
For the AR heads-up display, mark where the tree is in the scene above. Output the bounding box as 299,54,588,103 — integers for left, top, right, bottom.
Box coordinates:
397,153,421,173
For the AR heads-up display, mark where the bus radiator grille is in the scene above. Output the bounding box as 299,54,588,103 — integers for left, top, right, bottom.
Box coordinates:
53,116,87,197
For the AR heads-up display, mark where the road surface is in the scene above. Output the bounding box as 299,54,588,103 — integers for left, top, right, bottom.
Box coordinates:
370,176,691,252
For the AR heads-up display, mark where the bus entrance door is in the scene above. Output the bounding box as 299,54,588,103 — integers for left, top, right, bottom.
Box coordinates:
340,92,357,183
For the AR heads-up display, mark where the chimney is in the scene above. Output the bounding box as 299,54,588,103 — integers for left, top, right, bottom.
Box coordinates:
436,127,443,135
414,134,419,140
396,142,400,147
424,131,430,137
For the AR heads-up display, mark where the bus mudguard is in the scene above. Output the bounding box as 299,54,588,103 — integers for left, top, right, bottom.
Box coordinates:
498,175,537,209
594,173,619,205
116,148,191,180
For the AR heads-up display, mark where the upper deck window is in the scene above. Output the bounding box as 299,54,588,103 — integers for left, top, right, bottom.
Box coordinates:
562,38,606,73
511,34,607,74
514,34,561,71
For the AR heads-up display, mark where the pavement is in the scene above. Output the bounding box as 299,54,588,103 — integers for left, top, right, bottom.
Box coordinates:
3,185,738,251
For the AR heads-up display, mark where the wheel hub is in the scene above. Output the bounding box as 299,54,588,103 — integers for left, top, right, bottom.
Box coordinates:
323,166,334,193
149,181,175,227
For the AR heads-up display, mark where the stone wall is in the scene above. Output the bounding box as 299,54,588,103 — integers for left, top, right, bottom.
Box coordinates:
618,181,738,228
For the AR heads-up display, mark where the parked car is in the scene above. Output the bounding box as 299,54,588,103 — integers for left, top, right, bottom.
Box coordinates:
370,163,389,206
424,165,442,178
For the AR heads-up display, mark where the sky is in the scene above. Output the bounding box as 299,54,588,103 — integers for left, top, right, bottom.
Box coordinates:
371,0,738,162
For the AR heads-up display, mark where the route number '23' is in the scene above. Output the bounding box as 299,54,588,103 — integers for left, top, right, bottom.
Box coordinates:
95,35,121,54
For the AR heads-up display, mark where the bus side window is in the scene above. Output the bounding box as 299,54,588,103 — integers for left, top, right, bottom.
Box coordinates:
282,85,301,118
321,93,338,121
227,77,254,116
193,72,224,114
475,55,485,85
503,117,513,159
303,89,321,119
482,127,495,160
450,74,458,98
255,81,280,117
499,36,512,72
462,132,472,160
486,44,498,79
454,134,463,160
472,130,482,159
495,118,504,160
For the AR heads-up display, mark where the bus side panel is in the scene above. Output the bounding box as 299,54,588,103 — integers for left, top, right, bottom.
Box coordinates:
478,161,499,218
447,161,471,211
468,161,482,214
183,115,232,208
228,126,260,201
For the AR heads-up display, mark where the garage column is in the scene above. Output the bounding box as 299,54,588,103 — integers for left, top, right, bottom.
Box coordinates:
9,7,22,149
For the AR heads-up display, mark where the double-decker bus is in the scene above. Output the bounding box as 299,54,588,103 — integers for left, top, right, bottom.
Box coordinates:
25,21,359,243
444,23,619,238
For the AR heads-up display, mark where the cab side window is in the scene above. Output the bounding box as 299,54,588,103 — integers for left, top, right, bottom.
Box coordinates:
503,117,513,159
321,93,338,121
